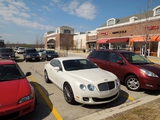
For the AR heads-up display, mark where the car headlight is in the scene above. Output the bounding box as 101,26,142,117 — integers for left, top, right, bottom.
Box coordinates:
115,79,120,86
26,55,31,58
48,55,51,57
88,84,95,91
140,68,158,77
18,93,34,104
80,84,86,91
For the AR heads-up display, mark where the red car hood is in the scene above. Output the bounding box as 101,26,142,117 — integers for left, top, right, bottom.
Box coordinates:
138,63,160,75
0,78,31,108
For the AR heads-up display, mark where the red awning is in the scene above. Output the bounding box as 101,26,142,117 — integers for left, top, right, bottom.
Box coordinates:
108,38,129,43
97,39,109,43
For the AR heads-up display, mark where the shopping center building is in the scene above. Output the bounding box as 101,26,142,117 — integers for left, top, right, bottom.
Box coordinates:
44,5,160,57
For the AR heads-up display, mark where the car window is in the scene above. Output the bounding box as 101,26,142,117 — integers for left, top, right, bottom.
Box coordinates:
0,48,13,53
97,51,109,61
50,59,62,69
88,51,98,58
121,53,150,64
63,59,98,71
0,64,25,81
26,49,37,53
109,52,123,63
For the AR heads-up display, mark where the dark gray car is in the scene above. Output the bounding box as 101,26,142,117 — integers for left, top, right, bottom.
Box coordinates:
0,47,15,60
23,48,40,62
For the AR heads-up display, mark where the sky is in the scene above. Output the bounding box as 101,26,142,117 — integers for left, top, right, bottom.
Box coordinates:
0,0,160,44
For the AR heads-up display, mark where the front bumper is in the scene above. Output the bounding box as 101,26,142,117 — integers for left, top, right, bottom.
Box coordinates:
0,98,36,120
74,86,120,105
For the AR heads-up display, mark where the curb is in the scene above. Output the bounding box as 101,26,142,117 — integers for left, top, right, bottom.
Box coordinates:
76,95,160,120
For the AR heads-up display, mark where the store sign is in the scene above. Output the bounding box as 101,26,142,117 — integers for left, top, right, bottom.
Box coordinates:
90,36,97,40
112,30,127,34
145,26,159,30
100,32,108,36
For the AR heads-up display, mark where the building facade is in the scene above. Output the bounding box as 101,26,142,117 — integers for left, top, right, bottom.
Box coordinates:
44,26,74,50
44,5,160,56
73,32,86,51
95,5,160,56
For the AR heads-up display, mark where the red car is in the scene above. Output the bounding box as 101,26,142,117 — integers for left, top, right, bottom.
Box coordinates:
0,60,36,119
87,49,160,91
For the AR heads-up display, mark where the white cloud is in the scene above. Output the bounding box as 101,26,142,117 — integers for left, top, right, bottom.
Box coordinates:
42,6,52,12
0,0,54,30
62,1,97,20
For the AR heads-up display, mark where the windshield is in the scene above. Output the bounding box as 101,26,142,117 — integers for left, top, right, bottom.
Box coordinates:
46,51,55,54
121,52,151,64
0,48,13,53
26,49,37,53
0,64,25,81
63,59,98,71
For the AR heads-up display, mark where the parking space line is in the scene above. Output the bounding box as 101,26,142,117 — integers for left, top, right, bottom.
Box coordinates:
30,76,63,120
120,93,135,101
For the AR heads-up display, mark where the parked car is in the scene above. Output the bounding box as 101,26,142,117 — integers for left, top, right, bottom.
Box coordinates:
44,57,120,105
41,50,59,61
0,60,36,119
17,47,25,54
87,49,160,91
37,49,45,58
23,48,40,62
0,47,15,60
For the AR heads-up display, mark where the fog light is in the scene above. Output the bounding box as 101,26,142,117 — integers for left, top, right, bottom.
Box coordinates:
146,84,153,87
83,97,89,101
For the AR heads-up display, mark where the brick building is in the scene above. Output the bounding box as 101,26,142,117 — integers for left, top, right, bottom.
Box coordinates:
44,26,74,50
94,5,160,56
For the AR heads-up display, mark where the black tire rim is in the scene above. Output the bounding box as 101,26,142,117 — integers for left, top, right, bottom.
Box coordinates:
44,71,48,82
64,84,73,103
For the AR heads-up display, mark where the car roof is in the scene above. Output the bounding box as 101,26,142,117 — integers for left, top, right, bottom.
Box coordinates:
94,49,134,54
0,60,15,65
0,47,13,49
55,56,86,61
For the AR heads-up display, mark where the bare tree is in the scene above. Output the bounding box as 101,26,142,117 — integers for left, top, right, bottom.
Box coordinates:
35,36,39,48
60,34,73,56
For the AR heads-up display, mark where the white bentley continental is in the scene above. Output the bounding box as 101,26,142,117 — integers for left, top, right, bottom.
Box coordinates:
44,57,120,105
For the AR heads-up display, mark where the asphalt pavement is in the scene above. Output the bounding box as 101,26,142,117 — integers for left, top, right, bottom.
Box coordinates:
68,51,160,120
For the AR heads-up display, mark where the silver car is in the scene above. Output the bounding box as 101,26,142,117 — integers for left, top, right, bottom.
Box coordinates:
17,47,25,54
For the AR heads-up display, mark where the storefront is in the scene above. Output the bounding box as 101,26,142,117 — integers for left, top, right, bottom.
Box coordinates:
130,35,160,56
86,40,96,52
97,37,129,49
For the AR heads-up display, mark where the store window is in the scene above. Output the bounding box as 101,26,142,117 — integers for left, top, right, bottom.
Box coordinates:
64,29,71,34
156,8,160,16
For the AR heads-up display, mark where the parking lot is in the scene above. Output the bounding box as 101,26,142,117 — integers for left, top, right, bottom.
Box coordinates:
15,52,160,120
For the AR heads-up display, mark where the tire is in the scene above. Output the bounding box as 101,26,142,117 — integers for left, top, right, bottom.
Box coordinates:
63,83,76,105
46,57,49,61
44,70,51,83
25,58,28,62
125,75,140,91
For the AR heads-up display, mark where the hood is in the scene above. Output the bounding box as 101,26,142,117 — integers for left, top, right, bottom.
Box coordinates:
0,52,14,55
0,78,31,107
65,68,117,84
138,63,160,75
27,52,39,55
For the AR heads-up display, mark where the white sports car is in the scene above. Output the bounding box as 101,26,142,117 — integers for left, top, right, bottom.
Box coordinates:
44,57,120,105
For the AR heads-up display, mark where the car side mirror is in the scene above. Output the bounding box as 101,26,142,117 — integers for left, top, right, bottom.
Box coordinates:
26,72,32,76
117,60,124,65
54,66,60,71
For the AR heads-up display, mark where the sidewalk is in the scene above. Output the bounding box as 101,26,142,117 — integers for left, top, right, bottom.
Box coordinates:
147,56,160,64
